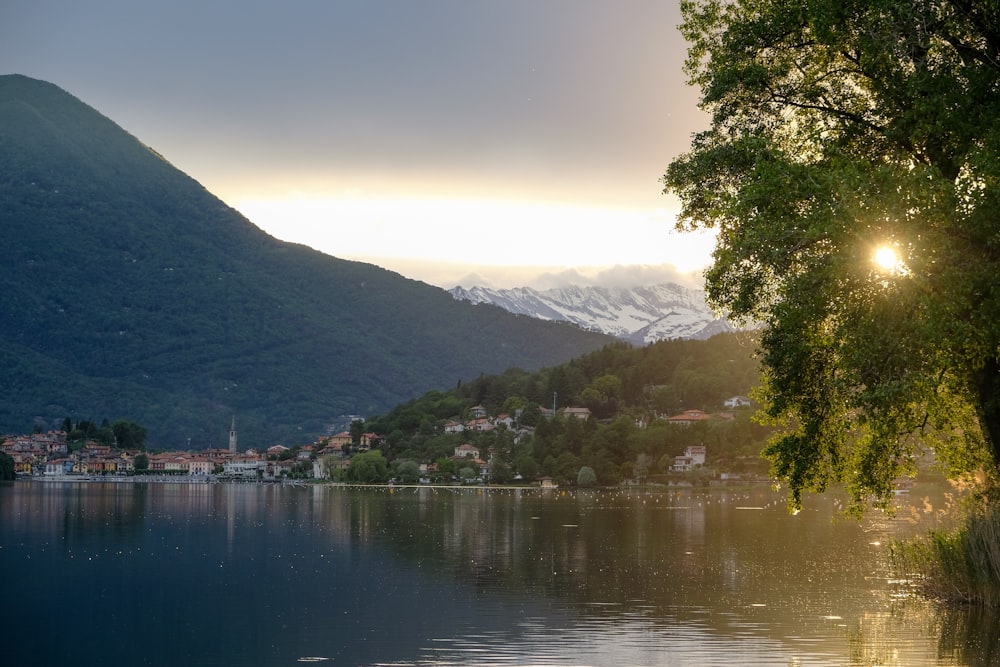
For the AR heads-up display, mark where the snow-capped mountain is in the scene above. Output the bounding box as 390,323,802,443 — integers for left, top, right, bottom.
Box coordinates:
449,283,732,344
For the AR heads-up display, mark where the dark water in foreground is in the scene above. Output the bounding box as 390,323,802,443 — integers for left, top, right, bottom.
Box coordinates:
1,481,997,666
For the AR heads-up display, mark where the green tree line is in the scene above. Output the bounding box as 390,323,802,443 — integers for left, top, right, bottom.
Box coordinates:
346,333,770,485
57,417,147,451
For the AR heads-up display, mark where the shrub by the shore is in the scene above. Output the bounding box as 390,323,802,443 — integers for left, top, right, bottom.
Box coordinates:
890,504,1000,607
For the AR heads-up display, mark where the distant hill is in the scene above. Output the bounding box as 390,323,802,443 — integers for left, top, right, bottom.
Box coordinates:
450,283,733,344
0,74,614,448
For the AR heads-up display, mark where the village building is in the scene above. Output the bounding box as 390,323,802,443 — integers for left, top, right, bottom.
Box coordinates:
665,409,712,426
318,441,345,457
724,395,753,408
45,459,73,476
313,455,350,479
187,457,215,475
562,407,592,420
326,431,353,448
264,459,296,479
223,456,265,479
454,443,480,459
443,420,465,434
539,476,558,489
464,418,494,432
672,445,707,472
494,413,516,429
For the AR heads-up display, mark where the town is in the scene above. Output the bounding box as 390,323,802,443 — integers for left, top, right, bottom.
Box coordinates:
0,400,744,486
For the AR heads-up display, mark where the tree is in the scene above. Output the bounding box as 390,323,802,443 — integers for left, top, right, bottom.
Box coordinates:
490,459,514,484
663,0,1000,512
0,451,15,480
554,452,581,485
634,453,653,484
514,455,539,482
112,419,147,450
133,453,149,472
319,455,340,480
347,450,389,484
577,465,597,487
580,374,623,418
519,403,542,427
435,457,457,478
350,419,365,446
394,459,421,483
95,421,115,447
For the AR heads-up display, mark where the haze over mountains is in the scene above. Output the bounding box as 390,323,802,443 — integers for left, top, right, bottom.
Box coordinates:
0,74,616,449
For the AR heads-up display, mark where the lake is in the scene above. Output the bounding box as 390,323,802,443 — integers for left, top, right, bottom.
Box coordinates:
0,480,995,666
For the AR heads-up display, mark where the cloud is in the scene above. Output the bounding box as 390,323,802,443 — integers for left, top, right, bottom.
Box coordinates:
360,256,707,292
526,264,706,290
591,264,706,289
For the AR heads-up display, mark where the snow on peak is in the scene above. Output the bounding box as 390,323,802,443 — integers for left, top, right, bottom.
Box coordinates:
449,282,732,343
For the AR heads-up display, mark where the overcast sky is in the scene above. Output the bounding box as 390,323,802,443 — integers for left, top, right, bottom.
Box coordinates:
2,1,713,288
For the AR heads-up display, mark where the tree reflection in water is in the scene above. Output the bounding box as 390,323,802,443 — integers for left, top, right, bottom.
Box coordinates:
2,481,997,666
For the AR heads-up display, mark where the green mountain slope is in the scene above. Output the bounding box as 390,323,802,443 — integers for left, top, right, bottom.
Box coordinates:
0,74,614,448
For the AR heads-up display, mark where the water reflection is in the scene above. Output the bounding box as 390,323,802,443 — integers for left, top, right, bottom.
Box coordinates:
0,480,991,666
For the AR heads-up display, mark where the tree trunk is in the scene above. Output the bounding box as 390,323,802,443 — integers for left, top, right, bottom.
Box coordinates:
974,356,1000,468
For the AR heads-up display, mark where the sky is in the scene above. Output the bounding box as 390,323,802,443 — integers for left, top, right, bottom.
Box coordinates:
2,0,713,289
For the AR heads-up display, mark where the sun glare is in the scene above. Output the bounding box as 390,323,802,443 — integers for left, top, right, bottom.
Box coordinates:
873,245,904,273
235,195,718,273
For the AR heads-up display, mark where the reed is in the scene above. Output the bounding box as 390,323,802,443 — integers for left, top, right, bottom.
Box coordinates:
890,504,1000,606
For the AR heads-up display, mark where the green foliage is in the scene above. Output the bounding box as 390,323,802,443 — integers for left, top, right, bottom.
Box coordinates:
514,455,538,482
133,453,149,471
489,459,514,484
0,451,15,480
393,459,421,483
112,420,147,450
664,0,1000,512
577,466,597,487
360,333,766,484
0,75,614,450
435,457,457,477
62,416,144,449
891,504,1000,607
345,450,389,484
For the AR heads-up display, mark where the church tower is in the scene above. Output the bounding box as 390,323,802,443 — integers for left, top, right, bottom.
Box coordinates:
228,416,237,454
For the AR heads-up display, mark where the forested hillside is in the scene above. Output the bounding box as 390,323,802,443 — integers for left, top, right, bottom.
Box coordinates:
0,74,613,448
357,332,772,485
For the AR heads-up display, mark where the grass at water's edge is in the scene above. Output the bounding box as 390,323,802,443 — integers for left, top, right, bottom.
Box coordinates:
890,503,1000,607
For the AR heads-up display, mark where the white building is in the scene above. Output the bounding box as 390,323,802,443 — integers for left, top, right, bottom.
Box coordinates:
223,458,264,479
672,445,707,472
724,396,753,408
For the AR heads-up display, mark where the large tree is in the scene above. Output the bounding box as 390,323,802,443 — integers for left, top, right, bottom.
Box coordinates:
663,0,1000,511
0,451,15,480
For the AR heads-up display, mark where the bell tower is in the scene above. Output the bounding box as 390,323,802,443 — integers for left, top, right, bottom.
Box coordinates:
228,416,237,453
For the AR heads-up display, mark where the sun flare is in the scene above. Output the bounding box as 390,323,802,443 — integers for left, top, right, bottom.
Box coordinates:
873,245,901,272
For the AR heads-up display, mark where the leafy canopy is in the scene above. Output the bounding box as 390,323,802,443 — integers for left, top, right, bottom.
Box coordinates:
664,0,1000,512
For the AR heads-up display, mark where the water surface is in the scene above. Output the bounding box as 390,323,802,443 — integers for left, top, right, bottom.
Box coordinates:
1,481,993,666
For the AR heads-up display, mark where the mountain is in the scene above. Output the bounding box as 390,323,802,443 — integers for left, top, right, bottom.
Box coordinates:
449,283,732,344
0,74,614,448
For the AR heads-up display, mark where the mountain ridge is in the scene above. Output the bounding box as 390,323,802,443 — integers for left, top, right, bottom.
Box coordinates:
449,282,731,344
0,74,615,448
